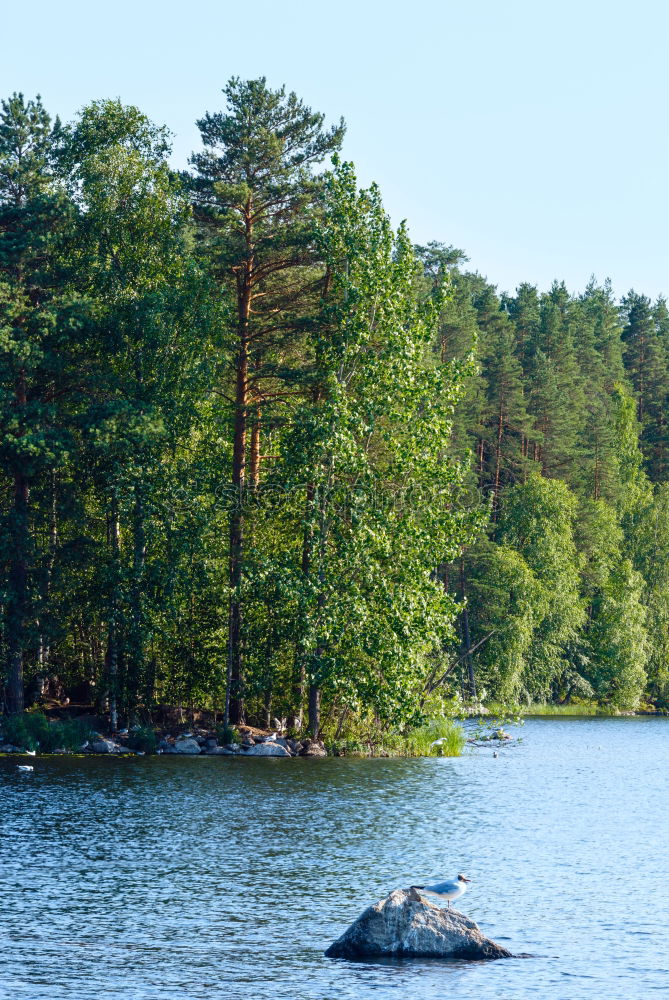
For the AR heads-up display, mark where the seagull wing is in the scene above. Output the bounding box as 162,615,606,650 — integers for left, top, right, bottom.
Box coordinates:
424,879,459,894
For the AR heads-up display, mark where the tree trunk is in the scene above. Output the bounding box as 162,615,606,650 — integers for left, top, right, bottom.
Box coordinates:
307,680,321,738
493,400,504,507
106,497,121,732
292,483,315,729
227,337,247,726
37,471,58,674
460,556,476,701
263,684,273,730
7,469,29,715
226,203,253,727
128,485,146,722
7,369,29,715
250,402,261,488
307,475,331,739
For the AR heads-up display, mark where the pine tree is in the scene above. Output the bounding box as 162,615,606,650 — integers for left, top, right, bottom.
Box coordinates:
569,282,626,501
525,283,585,479
189,78,344,725
621,290,669,479
472,284,532,504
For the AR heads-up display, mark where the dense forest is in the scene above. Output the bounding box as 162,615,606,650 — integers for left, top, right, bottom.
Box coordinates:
1,78,667,739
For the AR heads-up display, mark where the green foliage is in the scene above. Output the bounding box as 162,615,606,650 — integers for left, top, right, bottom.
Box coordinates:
126,726,158,753
497,475,584,700
1,711,93,751
1,80,669,731
269,159,477,729
216,724,240,745
327,715,464,757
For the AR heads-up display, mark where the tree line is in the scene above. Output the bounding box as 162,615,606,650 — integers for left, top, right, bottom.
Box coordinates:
1,79,666,737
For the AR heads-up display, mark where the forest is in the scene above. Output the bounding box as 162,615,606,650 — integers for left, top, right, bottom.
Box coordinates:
1,77,667,740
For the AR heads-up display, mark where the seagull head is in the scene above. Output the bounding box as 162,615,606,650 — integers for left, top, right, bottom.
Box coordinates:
457,874,471,883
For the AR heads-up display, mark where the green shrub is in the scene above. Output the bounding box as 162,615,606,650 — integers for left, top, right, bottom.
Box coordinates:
1,714,33,749
216,724,240,745
329,737,366,756
126,726,158,753
1,711,93,752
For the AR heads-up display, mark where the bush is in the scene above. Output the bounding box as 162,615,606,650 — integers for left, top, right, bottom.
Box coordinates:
126,726,158,753
216,724,240,745
1,711,93,752
329,737,366,756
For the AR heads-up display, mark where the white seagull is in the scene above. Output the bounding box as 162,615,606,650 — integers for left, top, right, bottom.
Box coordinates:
17,764,34,772
413,874,471,909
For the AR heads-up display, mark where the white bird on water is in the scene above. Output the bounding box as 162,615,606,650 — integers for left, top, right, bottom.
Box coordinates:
17,764,34,772
413,874,471,909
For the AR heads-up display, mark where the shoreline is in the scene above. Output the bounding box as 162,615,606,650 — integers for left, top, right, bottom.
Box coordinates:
1,708,664,761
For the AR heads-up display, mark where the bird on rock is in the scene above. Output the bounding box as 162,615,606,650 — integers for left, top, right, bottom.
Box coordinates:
412,874,471,909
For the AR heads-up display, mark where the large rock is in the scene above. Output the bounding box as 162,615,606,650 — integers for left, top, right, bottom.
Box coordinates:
243,741,291,757
301,739,327,757
325,887,512,960
173,738,202,754
88,738,119,754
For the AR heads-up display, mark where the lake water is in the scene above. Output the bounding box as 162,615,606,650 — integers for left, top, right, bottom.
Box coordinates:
1,717,667,1000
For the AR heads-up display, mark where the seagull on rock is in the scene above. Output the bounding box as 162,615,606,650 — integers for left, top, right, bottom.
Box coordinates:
412,874,471,909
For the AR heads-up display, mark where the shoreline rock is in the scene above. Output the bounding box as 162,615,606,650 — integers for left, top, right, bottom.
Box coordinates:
325,887,513,961
242,740,291,756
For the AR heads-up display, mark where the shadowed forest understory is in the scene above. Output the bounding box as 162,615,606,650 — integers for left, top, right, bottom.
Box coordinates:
2,79,668,740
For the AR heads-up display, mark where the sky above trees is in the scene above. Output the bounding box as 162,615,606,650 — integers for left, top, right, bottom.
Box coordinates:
3,0,669,299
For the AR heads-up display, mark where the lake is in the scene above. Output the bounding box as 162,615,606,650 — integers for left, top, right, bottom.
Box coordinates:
0,717,667,1000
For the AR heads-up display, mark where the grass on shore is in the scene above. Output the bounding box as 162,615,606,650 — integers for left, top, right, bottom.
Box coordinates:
507,701,648,717
329,717,465,757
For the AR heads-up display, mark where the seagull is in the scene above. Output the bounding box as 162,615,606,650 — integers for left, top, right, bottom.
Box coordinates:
25,750,36,756
413,874,471,909
17,765,34,772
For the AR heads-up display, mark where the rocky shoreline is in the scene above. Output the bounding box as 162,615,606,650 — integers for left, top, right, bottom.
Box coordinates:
154,729,328,758
0,726,329,758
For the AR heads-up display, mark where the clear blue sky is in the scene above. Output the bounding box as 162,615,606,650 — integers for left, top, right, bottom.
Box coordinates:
4,0,669,300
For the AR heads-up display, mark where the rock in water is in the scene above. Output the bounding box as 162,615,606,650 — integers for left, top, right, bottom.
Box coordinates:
325,887,512,960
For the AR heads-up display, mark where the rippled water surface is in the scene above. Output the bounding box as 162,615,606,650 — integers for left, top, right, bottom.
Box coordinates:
1,717,668,1000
